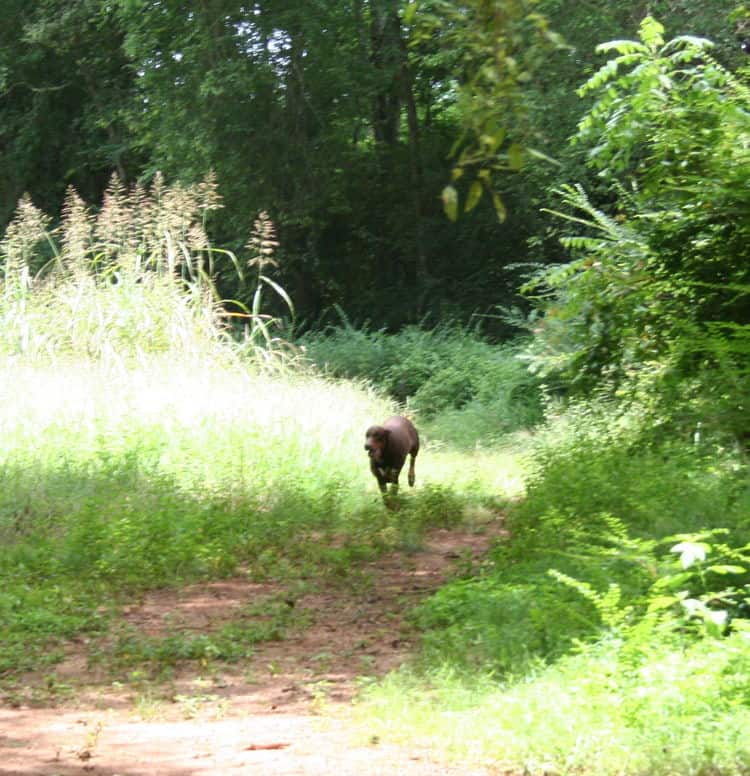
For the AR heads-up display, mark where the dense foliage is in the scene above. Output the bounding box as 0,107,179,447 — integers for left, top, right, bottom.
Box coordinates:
525,17,750,420
301,321,542,444
1,0,744,328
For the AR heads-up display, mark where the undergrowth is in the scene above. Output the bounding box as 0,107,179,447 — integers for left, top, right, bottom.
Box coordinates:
299,321,543,447
361,627,750,776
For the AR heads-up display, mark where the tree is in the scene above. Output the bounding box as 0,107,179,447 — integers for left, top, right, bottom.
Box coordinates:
523,17,750,411
0,0,137,224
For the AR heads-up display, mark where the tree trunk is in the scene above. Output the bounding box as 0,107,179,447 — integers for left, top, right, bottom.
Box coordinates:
369,1,401,145
397,31,430,297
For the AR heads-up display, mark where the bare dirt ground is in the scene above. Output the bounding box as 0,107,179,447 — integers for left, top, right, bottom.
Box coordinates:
0,521,507,776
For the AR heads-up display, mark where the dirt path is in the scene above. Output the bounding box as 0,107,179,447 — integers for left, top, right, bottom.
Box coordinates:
0,523,506,776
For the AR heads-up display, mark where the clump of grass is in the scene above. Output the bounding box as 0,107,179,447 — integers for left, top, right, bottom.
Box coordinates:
97,596,307,675
516,395,750,540
0,174,236,366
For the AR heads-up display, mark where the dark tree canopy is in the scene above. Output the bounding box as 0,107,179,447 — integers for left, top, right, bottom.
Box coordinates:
0,0,742,330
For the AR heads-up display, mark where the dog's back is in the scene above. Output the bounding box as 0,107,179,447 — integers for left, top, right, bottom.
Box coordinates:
365,416,419,493
381,416,419,465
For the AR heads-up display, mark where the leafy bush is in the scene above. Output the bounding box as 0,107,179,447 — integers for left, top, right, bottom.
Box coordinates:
300,322,543,445
519,395,750,540
368,409,750,772
356,17,750,776
522,17,750,429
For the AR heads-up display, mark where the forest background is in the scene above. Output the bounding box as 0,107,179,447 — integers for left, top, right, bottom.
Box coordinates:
2,0,743,331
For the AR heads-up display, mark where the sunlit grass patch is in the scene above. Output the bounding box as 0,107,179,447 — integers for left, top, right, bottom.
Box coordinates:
358,629,750,776
0,357,389,674
419,440,528,503
0,353,520,683
0,357,389,493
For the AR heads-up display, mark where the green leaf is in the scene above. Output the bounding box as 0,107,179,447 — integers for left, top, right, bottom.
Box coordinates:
664,35,713,52
508,143,524,171
260,274,295,317
403,1,418,25
442,185,459,221
706,565,746,575
251,283,263,317
595,40,648,55
526,147,561,166
639,16,665,50
465,181,483,213
492,192,507,223
647,594,679,612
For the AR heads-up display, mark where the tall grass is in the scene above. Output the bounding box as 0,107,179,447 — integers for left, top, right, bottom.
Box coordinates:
0,179,516,682
0,175,236,366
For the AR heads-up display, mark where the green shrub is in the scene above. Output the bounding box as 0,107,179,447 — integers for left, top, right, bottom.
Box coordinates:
519,396,750,540
301,322,543,445
523,17,750,413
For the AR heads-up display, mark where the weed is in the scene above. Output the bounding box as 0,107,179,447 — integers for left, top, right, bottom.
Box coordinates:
308,679,334,713
174,693,230,720
134,693,168,721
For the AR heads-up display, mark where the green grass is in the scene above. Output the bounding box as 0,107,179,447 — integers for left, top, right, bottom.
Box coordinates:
359,627,750,776
0,360,357,671
97,597,307,672
0,179,527,688
0,354,517,684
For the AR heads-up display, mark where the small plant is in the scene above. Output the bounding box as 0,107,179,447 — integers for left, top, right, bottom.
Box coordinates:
234,211,297,366
646,533,750,638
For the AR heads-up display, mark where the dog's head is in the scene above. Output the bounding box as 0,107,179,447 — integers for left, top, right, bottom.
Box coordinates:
364,425,390,463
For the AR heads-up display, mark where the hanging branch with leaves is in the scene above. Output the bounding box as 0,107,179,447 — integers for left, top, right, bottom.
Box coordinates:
407,0,564,222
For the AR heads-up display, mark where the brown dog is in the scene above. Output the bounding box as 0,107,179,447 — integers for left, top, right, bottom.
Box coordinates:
364,416,419,496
